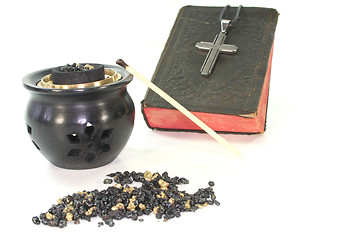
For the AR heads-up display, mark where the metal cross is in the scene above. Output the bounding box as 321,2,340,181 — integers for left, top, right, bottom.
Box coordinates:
196,19,238,76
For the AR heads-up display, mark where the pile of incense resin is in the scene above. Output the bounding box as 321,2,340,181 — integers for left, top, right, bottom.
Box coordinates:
32,171,219,228
59,63,90,72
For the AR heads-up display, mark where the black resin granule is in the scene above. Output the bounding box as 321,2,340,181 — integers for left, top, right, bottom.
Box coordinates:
32,216,40,225
58,219,67,228
103,178,113,184
32,171,219,228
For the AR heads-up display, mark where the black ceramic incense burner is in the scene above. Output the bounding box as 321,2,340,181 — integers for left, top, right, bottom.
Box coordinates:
23,63,135,169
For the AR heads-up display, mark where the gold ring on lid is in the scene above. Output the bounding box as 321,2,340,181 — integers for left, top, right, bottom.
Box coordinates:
37,68,122,89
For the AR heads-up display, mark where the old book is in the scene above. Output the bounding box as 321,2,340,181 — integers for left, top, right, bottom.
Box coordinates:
141,6,278,134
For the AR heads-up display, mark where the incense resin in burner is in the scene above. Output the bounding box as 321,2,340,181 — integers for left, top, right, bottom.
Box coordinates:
22,63,135,169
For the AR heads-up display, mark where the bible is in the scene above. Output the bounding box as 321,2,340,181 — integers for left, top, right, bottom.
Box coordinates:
141,6,278,134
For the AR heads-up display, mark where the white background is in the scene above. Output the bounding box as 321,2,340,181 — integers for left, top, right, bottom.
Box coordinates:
1,0,359,239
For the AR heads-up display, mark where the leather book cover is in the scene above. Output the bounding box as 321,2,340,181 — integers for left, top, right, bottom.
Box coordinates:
141,6,278,134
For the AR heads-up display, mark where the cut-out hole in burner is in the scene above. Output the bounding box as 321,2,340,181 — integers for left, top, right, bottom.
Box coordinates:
101,129,113,140
27,125,32,135
67,134,80,144
84,152,95,162
85,122,94,138
99,143,111,153
67,149,81,157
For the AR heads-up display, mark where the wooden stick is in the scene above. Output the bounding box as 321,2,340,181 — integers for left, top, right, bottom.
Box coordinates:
116,59,241,157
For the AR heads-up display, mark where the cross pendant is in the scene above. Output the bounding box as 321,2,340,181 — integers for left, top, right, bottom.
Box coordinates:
196,31,238,76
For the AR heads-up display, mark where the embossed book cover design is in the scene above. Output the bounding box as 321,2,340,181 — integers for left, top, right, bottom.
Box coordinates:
142,6,278,134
